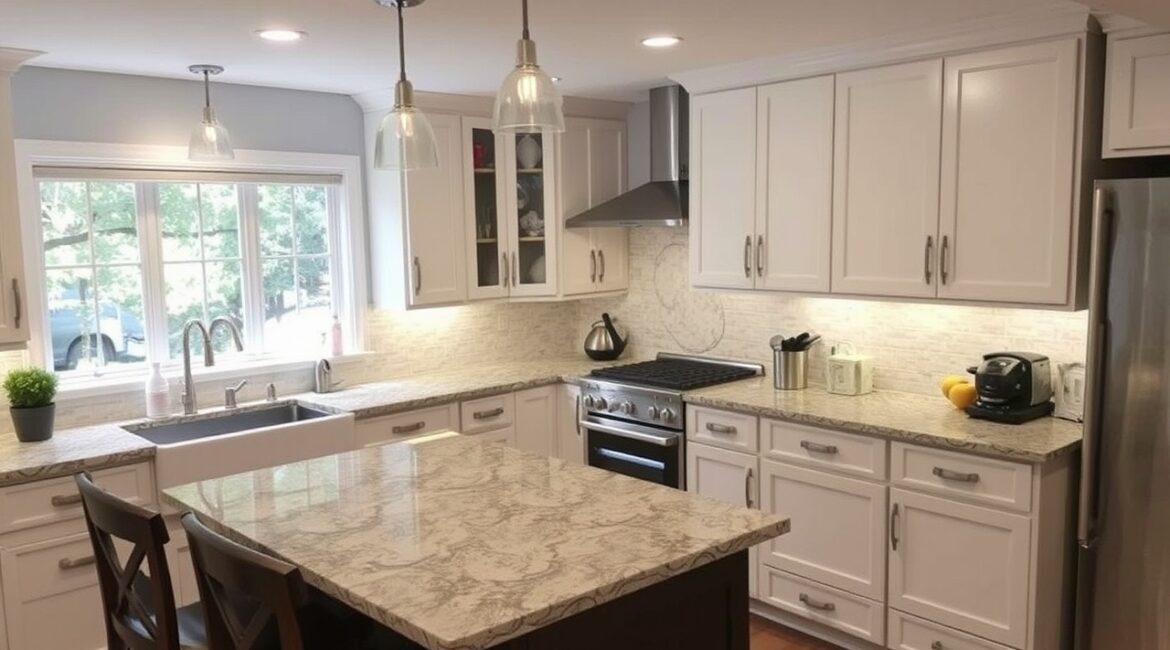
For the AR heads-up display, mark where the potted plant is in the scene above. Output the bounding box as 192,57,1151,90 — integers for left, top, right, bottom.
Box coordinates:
3,368,58,442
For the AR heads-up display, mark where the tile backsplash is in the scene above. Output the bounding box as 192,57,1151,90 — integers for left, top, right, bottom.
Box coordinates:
575,227,1089,396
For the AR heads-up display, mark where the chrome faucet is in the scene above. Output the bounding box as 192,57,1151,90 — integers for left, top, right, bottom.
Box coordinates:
180,317,245,415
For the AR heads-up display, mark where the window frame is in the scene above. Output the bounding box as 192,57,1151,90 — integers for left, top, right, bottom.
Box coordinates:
14,140,368,387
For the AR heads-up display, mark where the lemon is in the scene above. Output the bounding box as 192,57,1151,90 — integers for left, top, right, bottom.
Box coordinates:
940,375,968,397
948,382,978,410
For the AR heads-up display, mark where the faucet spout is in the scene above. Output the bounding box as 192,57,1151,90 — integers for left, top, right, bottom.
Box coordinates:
209,317,245,353
181,320,213,415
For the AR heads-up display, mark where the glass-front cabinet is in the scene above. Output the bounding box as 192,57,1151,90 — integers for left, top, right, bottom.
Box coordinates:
462,117,557,300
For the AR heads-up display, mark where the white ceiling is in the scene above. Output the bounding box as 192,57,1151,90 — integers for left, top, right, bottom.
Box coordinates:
0,0,1120,101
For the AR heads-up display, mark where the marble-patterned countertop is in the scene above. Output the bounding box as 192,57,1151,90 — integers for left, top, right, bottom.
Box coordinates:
164,434,787,650
0,423,156,487
683,377,1082,463
293,358,619,419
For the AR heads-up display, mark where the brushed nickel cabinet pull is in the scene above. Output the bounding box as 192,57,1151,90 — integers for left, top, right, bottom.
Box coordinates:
58,555,97,570
933,466,980,483
412,257,421,295
590,250,597,283
924,235,934,285
940,235,950,285
392,421,426,435
11,279,20,329
744,467,754,508
800,440,839,455
51,493,84,507
756,235,764,277
706,422,737,435
502,253,509,287
744,236,752,277
798,593,836,611
890,503,900,551
473,407,504,420
598,250,606,282
512,252,518,287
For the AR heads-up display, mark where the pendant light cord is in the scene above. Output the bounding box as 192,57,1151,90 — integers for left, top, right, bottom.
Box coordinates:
521,0,530,40
202,71,211,110
397,2,407,83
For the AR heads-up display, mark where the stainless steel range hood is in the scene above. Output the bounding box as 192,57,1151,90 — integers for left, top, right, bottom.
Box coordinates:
566,85,688,228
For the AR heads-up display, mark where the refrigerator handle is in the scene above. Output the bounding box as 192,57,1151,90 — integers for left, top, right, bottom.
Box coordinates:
1079,186,1112,549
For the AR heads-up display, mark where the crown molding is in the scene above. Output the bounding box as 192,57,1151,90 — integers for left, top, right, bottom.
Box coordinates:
352,87,629,120
670,1,1095,95
0,47,44,74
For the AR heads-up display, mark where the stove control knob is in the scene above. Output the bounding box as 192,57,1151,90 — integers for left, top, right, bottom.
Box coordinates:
594,396,608,411
582,395,596,409
619,401,635,415
659,408,676,423
647,406,659,420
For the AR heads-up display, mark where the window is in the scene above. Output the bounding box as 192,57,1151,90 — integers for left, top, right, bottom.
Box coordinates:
33,169,348,377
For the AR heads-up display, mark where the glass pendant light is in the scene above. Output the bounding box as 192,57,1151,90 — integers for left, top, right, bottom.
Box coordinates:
374,0,439,171
494,0,564,134
187,65,235,161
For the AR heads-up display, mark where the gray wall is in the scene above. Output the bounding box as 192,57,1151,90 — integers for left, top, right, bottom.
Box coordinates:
11,66,364,156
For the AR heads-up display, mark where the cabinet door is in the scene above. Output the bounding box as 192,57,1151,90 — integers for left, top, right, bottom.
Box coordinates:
506,133,558,297
0,68,27,345
755,76,834,293
686,442,759,598
558,121,597,296
758,459,886,601
463,116,509,300
589,121,629,293
556,383,585,464
514,385,557,456
690,88,757,289
1,533,106,650
888,488,1031,648
403,111,466,307
832,60,942,298
938,39,1078,305
1105,32,1170,156
354,404,459,448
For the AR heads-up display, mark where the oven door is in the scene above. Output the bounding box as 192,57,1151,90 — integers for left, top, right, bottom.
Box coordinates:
581,415,683,488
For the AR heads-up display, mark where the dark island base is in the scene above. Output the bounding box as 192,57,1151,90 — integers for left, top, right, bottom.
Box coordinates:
495,550,749,650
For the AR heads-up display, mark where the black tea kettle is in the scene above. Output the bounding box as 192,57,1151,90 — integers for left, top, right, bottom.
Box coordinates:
584,313,628,361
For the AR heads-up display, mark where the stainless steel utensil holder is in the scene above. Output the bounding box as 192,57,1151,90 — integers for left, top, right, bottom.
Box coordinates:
774,349,809,390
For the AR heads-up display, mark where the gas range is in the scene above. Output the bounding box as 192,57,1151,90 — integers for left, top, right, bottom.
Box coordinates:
579,353,764,488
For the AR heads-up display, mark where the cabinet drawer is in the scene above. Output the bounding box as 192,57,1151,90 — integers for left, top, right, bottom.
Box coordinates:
465,425,515,447
762,418,887,479
687,406,758,453
888,609,1014,650
461,394,515,434
355,403,458,448
0,462,155,536
891,443,1032,512
758,566,884,645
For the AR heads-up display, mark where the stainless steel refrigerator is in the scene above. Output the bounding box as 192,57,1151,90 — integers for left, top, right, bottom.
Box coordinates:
1077,178,1170,649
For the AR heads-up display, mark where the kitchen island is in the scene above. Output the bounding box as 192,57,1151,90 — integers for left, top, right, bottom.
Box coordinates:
163,433,788,650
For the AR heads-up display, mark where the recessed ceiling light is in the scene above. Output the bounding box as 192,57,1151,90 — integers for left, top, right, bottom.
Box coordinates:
641,35,682,49
255,29,306,43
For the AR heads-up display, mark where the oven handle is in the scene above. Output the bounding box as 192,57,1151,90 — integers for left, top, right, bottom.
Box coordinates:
580,418,680,447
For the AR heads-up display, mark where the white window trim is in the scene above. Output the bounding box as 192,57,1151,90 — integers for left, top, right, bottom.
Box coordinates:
13,139,369,392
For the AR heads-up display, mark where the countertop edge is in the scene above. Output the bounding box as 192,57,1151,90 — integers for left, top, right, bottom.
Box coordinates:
0,446,157,488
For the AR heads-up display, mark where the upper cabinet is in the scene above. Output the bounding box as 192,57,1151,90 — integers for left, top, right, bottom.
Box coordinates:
688,34,1097,309
405,113,468,307
0,50,37,347
559,118,629,296
831,60,942,299
1104,31,1170,157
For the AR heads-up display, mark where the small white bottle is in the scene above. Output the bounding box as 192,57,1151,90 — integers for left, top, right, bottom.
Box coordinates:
330,315,343,357
145,362,170,419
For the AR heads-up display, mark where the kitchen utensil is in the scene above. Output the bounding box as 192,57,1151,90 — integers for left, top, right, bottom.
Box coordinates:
826,342,873,396
1054,362,1086,422
584,313,628,361
964,352,1053,424
770,332,820,352
770,335,809,390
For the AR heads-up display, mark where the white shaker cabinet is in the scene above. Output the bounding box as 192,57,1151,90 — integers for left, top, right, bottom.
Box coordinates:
888,487,1031,649
556,383,585,465
1104,31,1170,157
754,76,834,293
513,386,557,457
937,39,1079,305
831,59,943,299
689,87,758,289
0,50,36,347
686,442,760,598
559,118,628,296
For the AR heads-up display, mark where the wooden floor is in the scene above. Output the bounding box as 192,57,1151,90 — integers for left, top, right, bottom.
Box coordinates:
750,616,841,650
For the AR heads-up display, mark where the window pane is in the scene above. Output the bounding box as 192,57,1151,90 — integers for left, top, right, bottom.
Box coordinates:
164,263,206,357
40,181,91,267
258,185,293,256
90,183,139,264
94,265,147,366
159,183,200,261
294,185,328,255
262,259,294,322
297,256,331,311
45,266,145,372
200,184,240,259
264,258,328,352
46,268,94,371
205,260,244,355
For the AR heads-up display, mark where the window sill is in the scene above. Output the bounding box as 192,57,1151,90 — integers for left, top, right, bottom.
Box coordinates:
55,352,376,401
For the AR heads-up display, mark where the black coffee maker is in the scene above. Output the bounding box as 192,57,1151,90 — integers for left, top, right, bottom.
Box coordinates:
965,352,1054,424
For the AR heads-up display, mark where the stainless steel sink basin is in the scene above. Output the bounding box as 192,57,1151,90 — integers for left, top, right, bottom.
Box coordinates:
126,403,333,445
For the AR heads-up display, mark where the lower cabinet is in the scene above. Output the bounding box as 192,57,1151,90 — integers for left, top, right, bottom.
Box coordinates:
888,609,1015,650
514,386,557,456
469,426,517,447
556,383,584,465
758,565,885,645
888,488,1031,649
355,404,460,447
686,442,759,598
0,533,106,650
